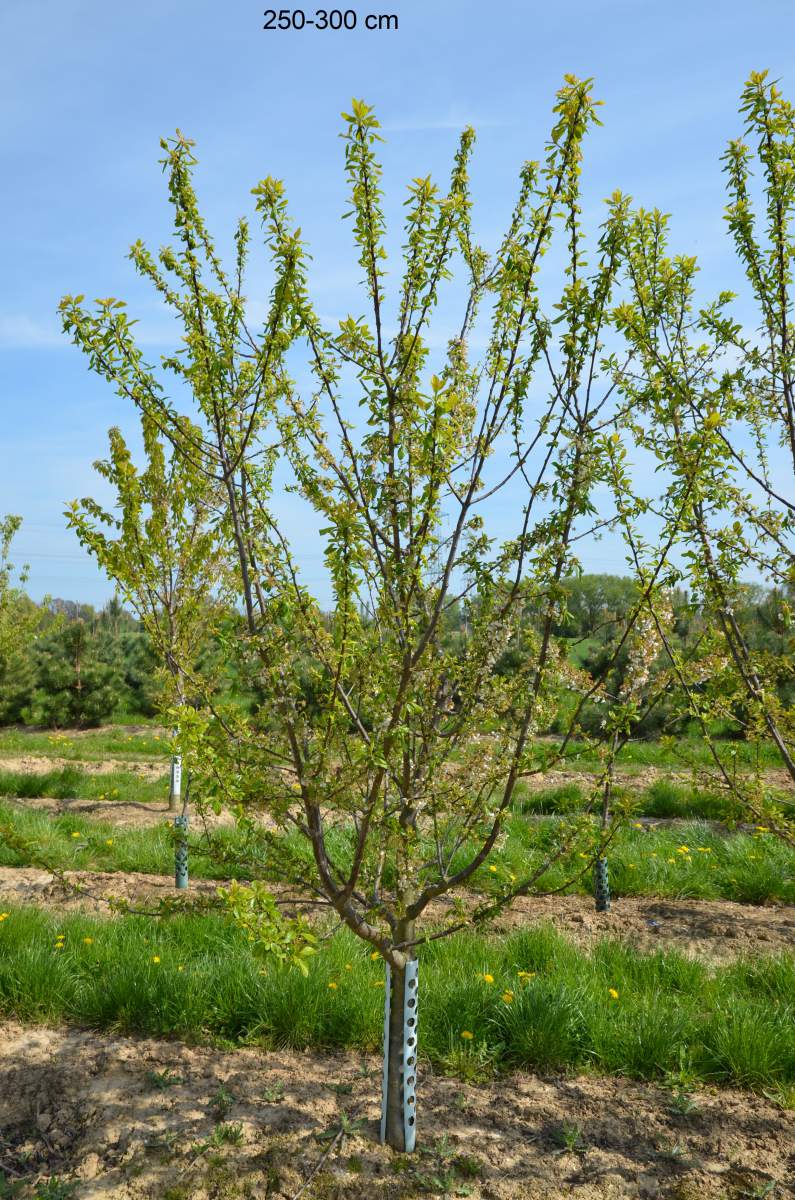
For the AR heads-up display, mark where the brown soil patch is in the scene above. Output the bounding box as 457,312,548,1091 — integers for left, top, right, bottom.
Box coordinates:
4,794,230,830
0,793,776,839
521,766,795,795
1,865,793,964
0,865,223,913
0,755,168,779
0,1020,791,1199
489,893,795,961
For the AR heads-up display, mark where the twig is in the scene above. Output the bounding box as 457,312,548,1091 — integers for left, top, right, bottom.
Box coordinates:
290,1106,363,1200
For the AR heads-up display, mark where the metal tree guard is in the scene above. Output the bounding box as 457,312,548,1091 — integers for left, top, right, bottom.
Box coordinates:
174,813,189,889
594,855,611,912
380,960,419,1152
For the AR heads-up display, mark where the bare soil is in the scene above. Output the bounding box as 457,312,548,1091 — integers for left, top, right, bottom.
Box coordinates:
0,755,168,779
2,753,793,794
3,794,230,829
1,865,793,963
0,1020,792,1200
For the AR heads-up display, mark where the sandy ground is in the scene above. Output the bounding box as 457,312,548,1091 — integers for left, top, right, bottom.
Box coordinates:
1,864,793,963
3,794,232,829
2,752,793,792
0,755,168,779
2,785,788,835
0,1020,792,1200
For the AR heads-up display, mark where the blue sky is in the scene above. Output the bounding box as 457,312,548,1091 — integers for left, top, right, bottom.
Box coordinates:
1,0,794,605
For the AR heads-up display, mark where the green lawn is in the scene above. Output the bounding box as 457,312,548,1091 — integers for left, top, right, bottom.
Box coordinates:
2,800,793,903
0,907,792,1093
0,725,168,761
0,766,168,806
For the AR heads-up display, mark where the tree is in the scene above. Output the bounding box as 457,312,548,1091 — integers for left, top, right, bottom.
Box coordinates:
613,71,795,844
23,618,118,728
62,82,686,1151
0,517,28,659
67,410,225,811
0,517,41,722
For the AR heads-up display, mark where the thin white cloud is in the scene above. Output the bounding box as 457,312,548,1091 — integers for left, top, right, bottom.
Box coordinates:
0,315,64,349
380,116,507,133
0,311,184,352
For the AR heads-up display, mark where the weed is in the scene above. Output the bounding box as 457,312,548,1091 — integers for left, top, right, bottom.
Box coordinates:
212,1123,244,1148
552,1122,587,1154
34,1181,77,1200
210,1086,235,1119
453,1155,481,1180
315,1110,366,1154
437,1037,501,1083
668,1090,700,1116
656,1137,688,1161
327,1081,353,1097
763,1085,795,1111
145,1067,183,1091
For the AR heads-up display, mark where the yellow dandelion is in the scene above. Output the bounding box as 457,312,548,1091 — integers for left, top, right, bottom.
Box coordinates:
633,822,643,829
628,864,637,869
344,962,352,971
105,839,113,847
71,831,81,839
697,847,711,853
152,955,161,964
517,970,536,980
488,865,498,873
608,988,619,1001
502,990,514,1004
667,857,676,864
482,973,494,984
676,846,689,855
82,937,93,945
328,981,338,990
460,1030,474,1040
54,943,64,950
756,826,768,832
177,965,184,972
373,980,385,987
0,913,9,922
578,852,588,859
370,951,380,960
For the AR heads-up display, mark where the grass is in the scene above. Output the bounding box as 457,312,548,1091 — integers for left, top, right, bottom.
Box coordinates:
0,767,167,805
0,723,783,770
1,800,793,903
0,725,168,761
516,777,793,823
479,814,795,905
0,801,253,881
527,736,784,771
0,907,793,1091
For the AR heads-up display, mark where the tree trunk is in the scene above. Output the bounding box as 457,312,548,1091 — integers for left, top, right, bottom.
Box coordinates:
381,921,418,1152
